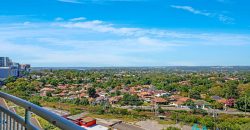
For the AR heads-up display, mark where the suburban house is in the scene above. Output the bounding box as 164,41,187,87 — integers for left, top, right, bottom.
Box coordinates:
194,100,210,109
109,96,122,104
40,88,55,96
152,97,168,105
169,95,190,107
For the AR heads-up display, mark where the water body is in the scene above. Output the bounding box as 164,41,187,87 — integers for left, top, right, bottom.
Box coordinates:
31,66,250,72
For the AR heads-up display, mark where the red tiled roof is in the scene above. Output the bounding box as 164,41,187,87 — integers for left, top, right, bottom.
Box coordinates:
218,99,227,104
153,97,167,103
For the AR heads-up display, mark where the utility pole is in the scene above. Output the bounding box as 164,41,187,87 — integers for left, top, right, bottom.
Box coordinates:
245,95,247,117
154,103,158,116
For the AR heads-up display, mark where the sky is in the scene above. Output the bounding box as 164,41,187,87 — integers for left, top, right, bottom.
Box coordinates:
0,0,250,67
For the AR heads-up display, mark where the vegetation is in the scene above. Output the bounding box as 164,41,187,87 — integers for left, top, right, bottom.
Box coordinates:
87,87,96,98
120,93,143,106
1,68,250,129
164,126,181,130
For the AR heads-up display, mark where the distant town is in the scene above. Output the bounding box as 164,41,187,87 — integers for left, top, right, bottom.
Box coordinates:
0,57,250,130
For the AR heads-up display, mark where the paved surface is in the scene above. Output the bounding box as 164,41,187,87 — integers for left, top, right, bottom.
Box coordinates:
95,118,144,130
96,118,122,127
136,120,192,130
207,108,250,115
113,122,145,130
119,106,191,111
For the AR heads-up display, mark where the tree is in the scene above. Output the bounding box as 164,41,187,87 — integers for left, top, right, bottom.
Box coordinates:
189,87,201,99
224,80,239,98
79,98,89,105
46,92,52,97
87,88,96,98
183,99,195,108
74,98,81,105
49,79,58,86
236,96,250,112
121,94,143,106
209,86,224,97
125,80,131,85
5,78,36,100
3,76,16,85
241,122,250,130
111,90,121,97
158,106,164,114
237,83,250,96
30,99,41,106
29,80,42,90
211,101,224,110
29,96,42,106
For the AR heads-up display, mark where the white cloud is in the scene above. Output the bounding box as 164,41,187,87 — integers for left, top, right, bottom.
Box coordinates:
0,38,161,67
0,18,249,66
171,5,211,16
171,5,234,24
53,20,246,43
55,20,142,36
218,14,234,24
69,17,86,21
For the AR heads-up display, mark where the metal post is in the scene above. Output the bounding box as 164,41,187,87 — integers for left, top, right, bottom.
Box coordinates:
24,109,31,130
3,113,6,130
9,115,11,129
13,119,16,130
0,91,84,130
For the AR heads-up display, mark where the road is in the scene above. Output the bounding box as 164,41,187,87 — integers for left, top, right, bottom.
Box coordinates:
207,108,250,115
118,105,250,115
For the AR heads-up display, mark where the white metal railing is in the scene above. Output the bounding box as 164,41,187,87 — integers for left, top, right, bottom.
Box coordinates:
0,92,85,130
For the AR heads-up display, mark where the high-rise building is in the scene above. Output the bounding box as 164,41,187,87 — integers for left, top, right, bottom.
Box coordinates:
20,64,31,71
0,67,19,79
0,57,12,67
0,57,27,80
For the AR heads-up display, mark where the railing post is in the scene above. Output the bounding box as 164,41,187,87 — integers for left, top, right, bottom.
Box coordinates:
0,92,85,130
24,109,31,130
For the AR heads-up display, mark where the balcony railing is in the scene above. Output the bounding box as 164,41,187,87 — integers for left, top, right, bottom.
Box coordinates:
0,91,85,130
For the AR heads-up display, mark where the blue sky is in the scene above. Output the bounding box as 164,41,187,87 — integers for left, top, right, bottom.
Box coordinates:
0,0,250,67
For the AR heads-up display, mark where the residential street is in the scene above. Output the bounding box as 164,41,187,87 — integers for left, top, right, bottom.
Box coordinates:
118,105,250,115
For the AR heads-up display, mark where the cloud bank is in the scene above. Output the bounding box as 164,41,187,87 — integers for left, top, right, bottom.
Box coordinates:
0,17,249,66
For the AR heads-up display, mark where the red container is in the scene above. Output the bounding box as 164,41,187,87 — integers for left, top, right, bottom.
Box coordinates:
77,117,96,127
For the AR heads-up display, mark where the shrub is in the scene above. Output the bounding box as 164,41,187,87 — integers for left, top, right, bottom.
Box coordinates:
164,126,180,130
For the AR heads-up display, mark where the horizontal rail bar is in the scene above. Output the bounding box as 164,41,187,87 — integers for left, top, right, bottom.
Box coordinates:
0,105,26,127
0,92,85,130
0,105,38,130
